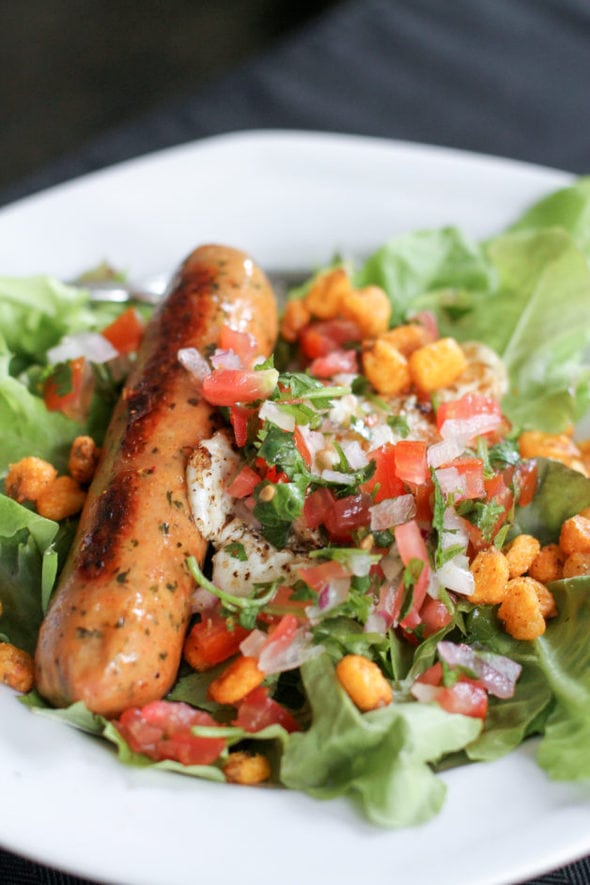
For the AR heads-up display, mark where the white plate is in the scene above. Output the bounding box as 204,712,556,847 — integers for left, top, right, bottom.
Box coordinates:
1,131,589,885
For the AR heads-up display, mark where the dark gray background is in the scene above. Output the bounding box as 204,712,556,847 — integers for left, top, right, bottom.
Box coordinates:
1,0,339,195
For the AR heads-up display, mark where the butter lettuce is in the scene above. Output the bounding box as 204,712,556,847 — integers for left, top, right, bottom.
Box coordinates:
353,179,590,432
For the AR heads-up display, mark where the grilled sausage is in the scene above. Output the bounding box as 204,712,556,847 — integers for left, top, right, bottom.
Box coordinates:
35,244,278,716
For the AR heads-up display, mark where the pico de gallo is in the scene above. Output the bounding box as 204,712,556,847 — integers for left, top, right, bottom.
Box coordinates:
2,176,590,828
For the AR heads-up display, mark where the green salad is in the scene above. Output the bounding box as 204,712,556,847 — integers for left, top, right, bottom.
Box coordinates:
1,178,590,828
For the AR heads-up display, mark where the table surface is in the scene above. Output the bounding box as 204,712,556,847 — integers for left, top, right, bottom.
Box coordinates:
1,0,589,882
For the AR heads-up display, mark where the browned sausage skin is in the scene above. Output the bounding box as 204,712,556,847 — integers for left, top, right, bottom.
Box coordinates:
35,244,278,716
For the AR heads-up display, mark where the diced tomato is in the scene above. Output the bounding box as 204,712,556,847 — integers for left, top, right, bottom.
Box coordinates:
229,404,254,447
515,459,538,507
463,470,515,549
303,487,371,541
115,700,226,765
258,585,310,624
294,427,313,468
263,614,299,655
43,356,94,421
409,309,439,342
436,393,504,439
299,318,361,359
227,464,261,498
430,681,488,719
201,367,278,406
183,615,250,671
394,440,429,486
303,487,336,529
414,479,434,526
436,457,485,502
419,596,454,637
394,519,431,625
324,493,372,541
414,666,488,718
362,444,405,503
436,393,503,438
234,686,301,733
297,559,350,591
309,348,358,378
219,325,257,368
416,662,444,686
101,306,144,355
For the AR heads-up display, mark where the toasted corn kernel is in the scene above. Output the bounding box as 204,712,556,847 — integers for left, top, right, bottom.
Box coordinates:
563,551,590,578
0,643,34,693
362,339,411,396
503,534,541,579
207,655,264,705
559,514,590,556
340,285,391,338
36,475,86,521
336,654,393,712
68,435,100,485
469,547,510,604
304,268,351,320
5,456,57,504
408,337,468,393
498,577,548,641
224,751,271,785
528,544,565,584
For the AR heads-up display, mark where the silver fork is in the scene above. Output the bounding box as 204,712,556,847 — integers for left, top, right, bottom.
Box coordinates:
73,269,310,306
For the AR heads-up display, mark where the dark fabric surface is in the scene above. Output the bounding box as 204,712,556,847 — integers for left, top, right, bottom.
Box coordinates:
2,1,590,883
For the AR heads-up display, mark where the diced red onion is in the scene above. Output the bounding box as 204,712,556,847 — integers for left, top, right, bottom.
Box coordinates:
189,586,219,614
440,413,502,444
364,611,388,635
410,682,439,703
437,641,522,698
427,437,466,468
306,577,350,622
239,629,267,658
210,348,243,370
48,332,118,365
320,469,356,484
380,550,403,582
367,424,396,449
435,466,475,500
339,439,368,469
258,400,296,432
258,628,324,674
436,554,474,596
178,347,211,386
370,494,416,531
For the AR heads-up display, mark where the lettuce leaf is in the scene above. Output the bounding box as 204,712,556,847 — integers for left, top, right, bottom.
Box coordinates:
0,496,59,653
508,176,590,260
280,654,481,827
535,579,590,780
351,188,590,432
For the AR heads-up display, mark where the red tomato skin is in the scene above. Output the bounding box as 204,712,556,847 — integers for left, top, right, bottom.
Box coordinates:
201,368,276,406
394,440,429,486
299,319,361,359
227,464,261,498
362,444,405,503
297,560,350,591
294,427,312,468
324,493,372,541
43,356,94,421
234,686,301,733
183,615,250,670
102,307,144,355
229,405,252,447
439,457,485,502
116,701,225,765
416,662,444,686
394,519,431,626
435,681,488,719
515,459,538,507
420,596,454,638
436,393,502,434
219,325,257,368
309,348,358,378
